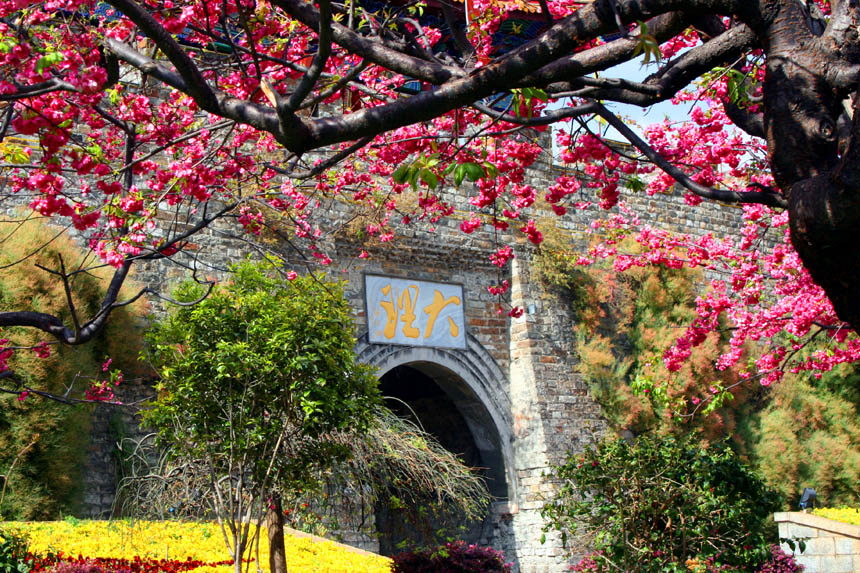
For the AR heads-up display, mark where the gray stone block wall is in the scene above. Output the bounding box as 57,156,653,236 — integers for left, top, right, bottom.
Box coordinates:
2,138,770,571
775,512,860,573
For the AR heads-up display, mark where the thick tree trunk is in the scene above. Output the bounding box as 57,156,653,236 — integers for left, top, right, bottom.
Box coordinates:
266,494,289,573
789,175,860,332
756,0,860,333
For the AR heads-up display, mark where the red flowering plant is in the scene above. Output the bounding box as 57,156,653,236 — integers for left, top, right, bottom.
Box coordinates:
29,554,242,573
0,0,859,409
391,541,511,573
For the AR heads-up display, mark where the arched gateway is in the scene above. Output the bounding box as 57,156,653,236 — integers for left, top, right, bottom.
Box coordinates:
355,332,518,505
343,265,609,572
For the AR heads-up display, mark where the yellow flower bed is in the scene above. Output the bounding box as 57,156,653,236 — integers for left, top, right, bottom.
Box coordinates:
3,520,391,573
812,507,860,527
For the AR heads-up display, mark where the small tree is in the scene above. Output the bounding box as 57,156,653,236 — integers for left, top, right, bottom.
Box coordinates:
143,261,380,573
542,436,783,572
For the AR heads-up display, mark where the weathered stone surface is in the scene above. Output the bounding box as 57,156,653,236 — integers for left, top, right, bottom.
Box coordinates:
775,512,860,573
3,155,765,571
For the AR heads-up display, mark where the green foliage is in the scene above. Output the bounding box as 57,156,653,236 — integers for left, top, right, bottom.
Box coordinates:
736,372,860,508
542,436,783,572
0,526,30,573
317,407,490,551
632,20,662,65
0,217,145,519
143,260,381,492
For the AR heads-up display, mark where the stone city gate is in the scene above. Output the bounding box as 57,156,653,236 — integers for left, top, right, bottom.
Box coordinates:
355,332,516,554
70,172,751,572
324,225,614,571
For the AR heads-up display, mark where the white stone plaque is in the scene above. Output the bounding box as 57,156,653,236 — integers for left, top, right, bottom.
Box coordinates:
365,275,466,349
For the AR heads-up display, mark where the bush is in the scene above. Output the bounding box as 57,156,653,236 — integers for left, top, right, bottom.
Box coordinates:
542,435,782,572
391,541,511,572
533,231,751,442
756,545,804,573
0,526,30,573
736,373,860,508
0,217,146,519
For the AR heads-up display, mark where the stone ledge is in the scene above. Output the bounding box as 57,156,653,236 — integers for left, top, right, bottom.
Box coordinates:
774,512,860,540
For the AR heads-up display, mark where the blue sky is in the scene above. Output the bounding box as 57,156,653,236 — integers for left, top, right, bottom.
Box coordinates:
546,56,702,150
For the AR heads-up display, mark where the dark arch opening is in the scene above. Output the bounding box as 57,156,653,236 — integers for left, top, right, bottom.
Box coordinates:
375,362,507,555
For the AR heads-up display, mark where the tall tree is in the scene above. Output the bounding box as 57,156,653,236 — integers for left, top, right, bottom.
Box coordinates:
143,262,380,573
0,0,857,400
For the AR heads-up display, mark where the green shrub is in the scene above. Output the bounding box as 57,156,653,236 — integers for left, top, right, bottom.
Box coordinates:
542,435,782,572
0,217,146,519
0,526,30,573
736,373,860,508
142,261,381,573
533,229,750,442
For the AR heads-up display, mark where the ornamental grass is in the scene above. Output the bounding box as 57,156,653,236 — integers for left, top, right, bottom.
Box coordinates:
4,520,391,573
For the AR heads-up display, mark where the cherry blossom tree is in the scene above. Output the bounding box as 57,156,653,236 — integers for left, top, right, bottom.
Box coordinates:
0,0,857,401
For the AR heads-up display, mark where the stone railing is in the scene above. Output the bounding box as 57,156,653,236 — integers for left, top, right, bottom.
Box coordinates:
775,511,860,572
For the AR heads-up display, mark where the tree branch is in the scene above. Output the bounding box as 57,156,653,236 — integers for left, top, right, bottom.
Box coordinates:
269,0,465,84
0,78,79,101
472,100,600,126
0,203,237,343
592,101,787,208
307,0,714,147
106,0,219,112
104,39,310,152
521,12,690,86
286,0,332,112
555,23,757,106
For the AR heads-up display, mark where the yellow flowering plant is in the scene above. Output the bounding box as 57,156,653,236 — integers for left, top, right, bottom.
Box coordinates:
812,507,860,527
5,520,390,573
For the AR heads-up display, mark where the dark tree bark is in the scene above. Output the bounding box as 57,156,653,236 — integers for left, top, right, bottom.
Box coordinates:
265,493,289,573
751,0,860,331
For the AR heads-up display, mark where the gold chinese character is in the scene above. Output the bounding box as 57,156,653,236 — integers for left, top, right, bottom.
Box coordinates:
379,284,398,339
424,290,461,338
447,316,459,338
398,285,421,338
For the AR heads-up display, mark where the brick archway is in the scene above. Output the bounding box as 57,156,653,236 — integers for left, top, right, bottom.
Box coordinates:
354,332,516,502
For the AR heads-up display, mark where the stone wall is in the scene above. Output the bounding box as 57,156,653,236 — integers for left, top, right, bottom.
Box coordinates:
775,512,860,572
2,143,762,572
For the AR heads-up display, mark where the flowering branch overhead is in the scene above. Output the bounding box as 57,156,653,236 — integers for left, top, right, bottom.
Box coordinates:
0,0,859,402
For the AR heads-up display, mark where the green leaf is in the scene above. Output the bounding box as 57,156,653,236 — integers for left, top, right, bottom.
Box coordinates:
391,164,410,184
463,162,485,182
35,52,63,75
625,176,645,192
454,164,467,187
419,168,438,189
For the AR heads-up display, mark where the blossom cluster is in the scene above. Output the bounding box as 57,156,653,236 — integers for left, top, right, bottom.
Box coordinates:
0,0,855,402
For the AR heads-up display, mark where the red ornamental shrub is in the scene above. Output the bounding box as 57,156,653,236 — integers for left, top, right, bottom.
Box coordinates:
391,541,511,572
47,561,105,573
